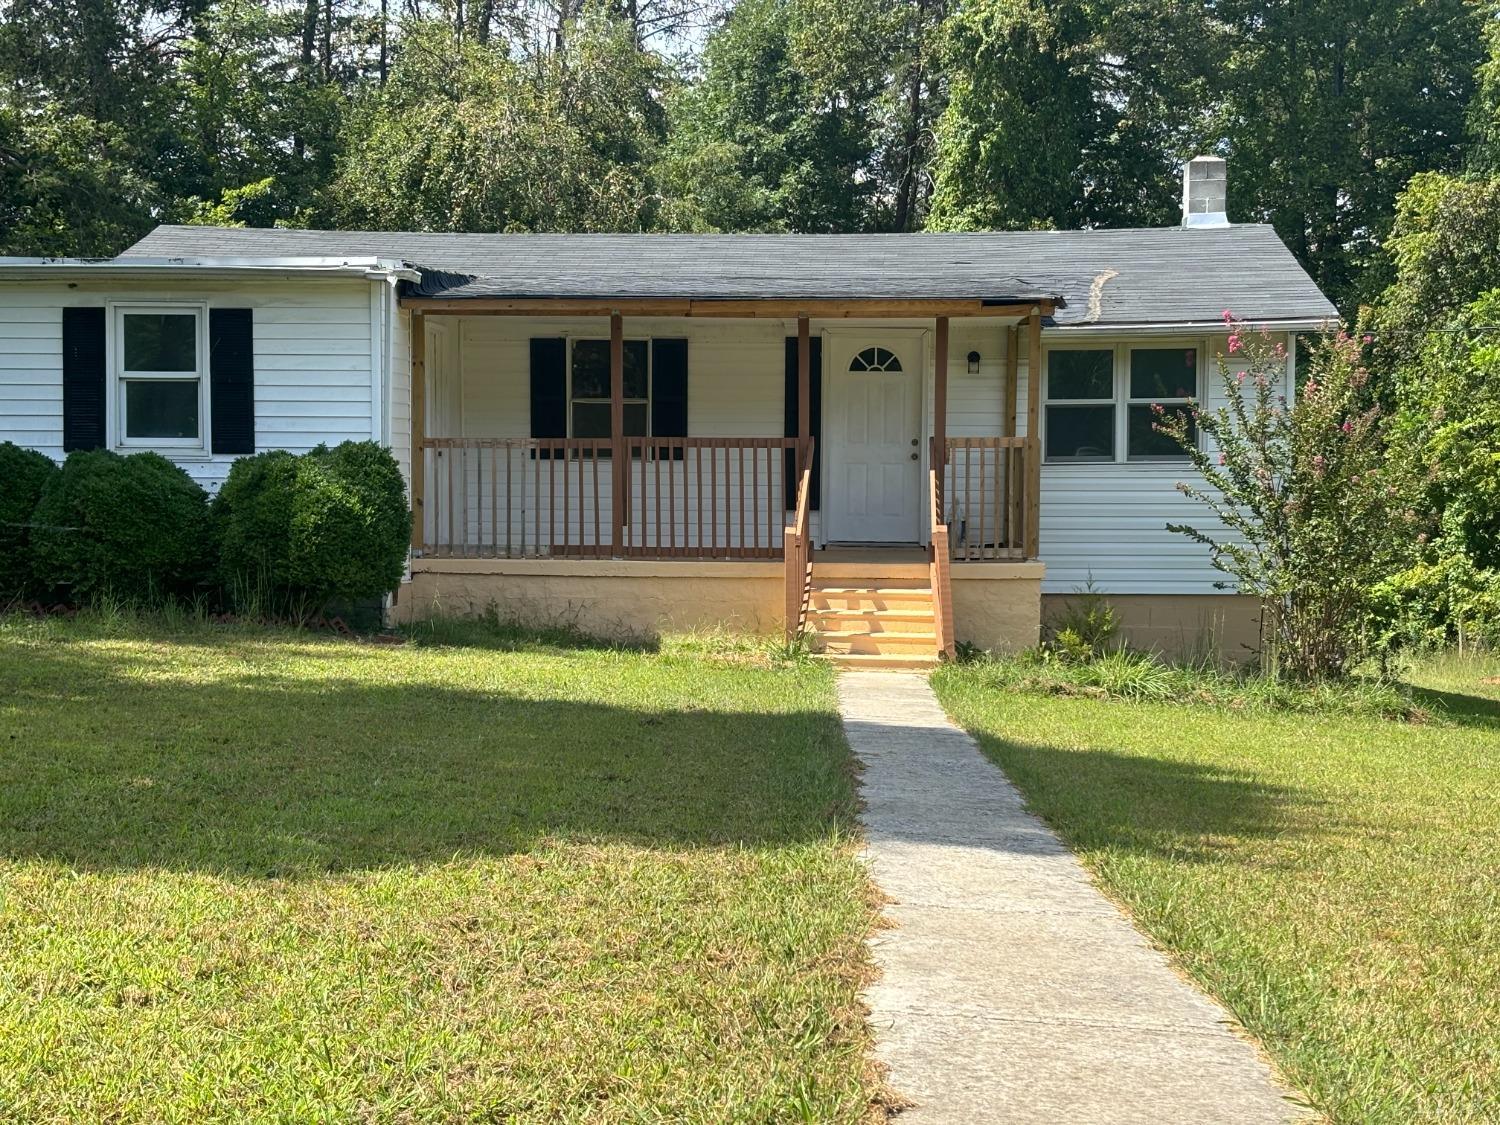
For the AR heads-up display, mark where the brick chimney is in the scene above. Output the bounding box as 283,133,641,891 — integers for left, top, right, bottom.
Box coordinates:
1181,156,1229,228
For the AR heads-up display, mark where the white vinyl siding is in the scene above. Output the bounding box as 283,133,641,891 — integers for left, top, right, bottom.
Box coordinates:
0,278,379,492
1025,332,1283,594
0,306,64,457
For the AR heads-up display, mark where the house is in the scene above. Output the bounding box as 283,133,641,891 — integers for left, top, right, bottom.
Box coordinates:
0,157,1335,662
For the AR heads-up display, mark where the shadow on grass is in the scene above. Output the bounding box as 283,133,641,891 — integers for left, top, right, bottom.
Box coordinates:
399,614,662,655
0,633,848,877
961,730,1315,864
1406,684,1500,730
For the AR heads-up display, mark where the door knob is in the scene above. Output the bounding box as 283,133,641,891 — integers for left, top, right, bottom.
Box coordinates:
910,438,919,446
910,452,919,461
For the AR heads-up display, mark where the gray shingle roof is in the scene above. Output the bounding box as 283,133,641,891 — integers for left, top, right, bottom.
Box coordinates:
122,224,1336,327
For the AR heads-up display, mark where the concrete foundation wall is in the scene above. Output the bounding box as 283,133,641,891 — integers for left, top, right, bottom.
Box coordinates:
395,559,785,641
952,564,1045,653
1042,593,1265,660
396,557,1048,652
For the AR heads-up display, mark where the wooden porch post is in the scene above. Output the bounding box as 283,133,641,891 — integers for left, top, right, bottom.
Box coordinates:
796,314,810,474
933,315,949,465
409,311,426,551
1025,309,1043,559
610,310,625,554
1004,324,1018,437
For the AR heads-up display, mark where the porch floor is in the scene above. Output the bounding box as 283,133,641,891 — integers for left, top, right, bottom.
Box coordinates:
816,546,929,564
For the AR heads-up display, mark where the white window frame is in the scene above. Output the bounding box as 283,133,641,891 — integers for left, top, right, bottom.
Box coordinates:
1124,341,1203,462
109,302,210,456
565,335,652,440
1042,339,1205,464
1041,343,1118,463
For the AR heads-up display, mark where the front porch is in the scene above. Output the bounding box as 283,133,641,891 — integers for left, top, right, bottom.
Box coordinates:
400,300,1051,658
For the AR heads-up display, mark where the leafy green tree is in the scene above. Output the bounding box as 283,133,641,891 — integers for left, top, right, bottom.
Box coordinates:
660,0,885,232
1209,0,1487,311
1368,167,1500,648
928,0,1206,231
171,0,345,225
332,10,668,231
1365,172,1500,380
0,104,159,254
1469,5,1500,173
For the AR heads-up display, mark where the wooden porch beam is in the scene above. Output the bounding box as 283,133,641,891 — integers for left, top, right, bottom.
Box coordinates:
398,297,1057,319
409,311,426,551
610,310,625,554
1025,309,1043,560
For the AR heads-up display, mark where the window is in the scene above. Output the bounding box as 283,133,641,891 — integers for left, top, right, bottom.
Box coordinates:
1043,343,1200,462
1045,349,1115,461
115,306,205,450
1127,347,1197,459
849,346,902,372
569,338,648,438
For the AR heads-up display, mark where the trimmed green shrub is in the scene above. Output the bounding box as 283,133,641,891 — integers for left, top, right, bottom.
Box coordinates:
0,442,59,599
29,450,211,603
213,450,301,613
213,441,408,615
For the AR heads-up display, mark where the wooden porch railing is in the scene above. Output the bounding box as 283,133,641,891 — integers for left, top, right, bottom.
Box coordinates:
418,436,803,560
929,439,956,660
942,436,1029,561
783,439,815,643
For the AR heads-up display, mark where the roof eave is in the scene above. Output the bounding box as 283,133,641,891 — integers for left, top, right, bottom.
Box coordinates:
1050,315,1337,335
0,256,420,282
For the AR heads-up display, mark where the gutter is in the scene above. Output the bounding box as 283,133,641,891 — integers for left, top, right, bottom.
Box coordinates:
0,256,421,283
1047,316,1336,336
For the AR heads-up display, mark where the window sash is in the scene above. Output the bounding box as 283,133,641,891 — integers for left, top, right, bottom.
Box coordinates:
567,337,652,439
112,305,207,451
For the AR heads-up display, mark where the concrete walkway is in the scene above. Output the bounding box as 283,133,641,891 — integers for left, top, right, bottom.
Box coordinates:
838,671,1304,1124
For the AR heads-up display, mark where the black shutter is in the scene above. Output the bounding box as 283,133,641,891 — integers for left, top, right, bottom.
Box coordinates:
529,338,567,438
62,307,106,452
210,308,254,454
651,337,688,459
783,335,822,510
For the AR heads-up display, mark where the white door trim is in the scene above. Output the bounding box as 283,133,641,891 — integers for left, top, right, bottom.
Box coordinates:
821,327,931,545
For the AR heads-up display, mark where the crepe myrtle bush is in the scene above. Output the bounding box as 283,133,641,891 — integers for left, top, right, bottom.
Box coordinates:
1155,314,1424,680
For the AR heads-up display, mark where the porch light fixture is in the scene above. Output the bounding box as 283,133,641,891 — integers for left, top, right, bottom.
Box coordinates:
966,350,981,374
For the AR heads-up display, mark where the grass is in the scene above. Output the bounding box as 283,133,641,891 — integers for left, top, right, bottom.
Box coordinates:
932,652,1500,1124
0,612,879,1123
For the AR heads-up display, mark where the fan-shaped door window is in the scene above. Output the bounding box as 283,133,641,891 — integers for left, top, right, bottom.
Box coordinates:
849,346,903,372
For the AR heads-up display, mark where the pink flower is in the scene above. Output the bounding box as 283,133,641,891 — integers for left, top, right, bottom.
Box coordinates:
1274,342,1286,359
1227,334,1242,354
1218,452,1227,466
1363,334,1373,345
1341,420,1353,434
1222,309,1234,324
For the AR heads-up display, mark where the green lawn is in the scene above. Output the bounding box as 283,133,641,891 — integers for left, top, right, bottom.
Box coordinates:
0,616,879,1123
932,654,1500,1125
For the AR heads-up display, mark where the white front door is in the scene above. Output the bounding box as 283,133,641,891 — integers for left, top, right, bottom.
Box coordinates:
826,337,923,543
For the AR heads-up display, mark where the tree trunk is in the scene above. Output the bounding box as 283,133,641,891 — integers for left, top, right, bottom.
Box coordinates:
295,0,319,159
379,0,388,84
322,0,333,82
